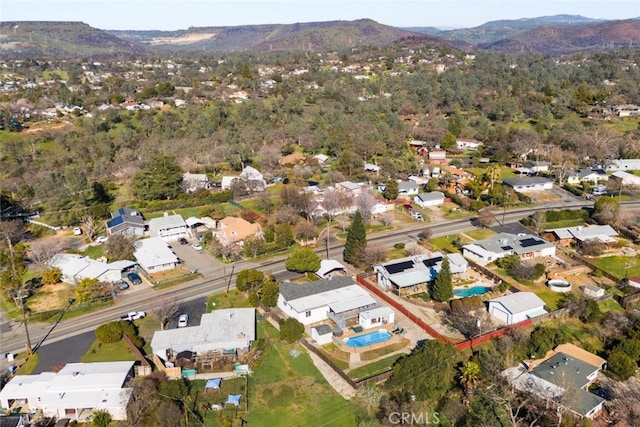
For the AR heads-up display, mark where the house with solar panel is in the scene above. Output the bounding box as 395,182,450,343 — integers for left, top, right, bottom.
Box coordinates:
106,207,146,238
374,253,468,296
462,233,556,266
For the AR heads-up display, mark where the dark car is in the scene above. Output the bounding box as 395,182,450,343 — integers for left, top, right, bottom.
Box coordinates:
127,272,142,285
116,280,129,290
179,237,188,245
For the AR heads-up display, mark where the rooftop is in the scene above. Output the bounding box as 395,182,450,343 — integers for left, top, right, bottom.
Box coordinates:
488,292,545,314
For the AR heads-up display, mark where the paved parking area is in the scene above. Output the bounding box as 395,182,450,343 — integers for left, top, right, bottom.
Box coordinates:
169,239,223,275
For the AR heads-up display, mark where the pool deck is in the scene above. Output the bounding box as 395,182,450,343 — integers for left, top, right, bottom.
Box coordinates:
334,324,401,353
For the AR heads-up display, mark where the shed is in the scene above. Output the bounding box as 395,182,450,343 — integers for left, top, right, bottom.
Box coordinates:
582,285,605,299
487,292,547,325
311,324,334,345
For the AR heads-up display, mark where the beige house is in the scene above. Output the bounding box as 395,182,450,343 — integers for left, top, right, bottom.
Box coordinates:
216,217,263,246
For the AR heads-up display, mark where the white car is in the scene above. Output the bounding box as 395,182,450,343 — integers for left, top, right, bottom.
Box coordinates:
73,227,82,236
96,236,108,243
178,314,189,328
191,243,203,251
120,311,146,321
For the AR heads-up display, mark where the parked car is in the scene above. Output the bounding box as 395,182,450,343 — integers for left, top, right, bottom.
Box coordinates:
127,272,142,285
179,237,188,245
96,235,108,243
73,227,82,236
191,243,203,251
116,280,129,290
178,314,189,328
120,311,146,321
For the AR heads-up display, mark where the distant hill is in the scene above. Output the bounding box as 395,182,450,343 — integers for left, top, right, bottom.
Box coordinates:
109,19,420,52
0,21,146,59
478,19,640,55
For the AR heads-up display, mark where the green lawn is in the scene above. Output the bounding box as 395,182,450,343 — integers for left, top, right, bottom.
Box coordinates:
598,298,623,312
429,235,466,253
208,289,254,312
589,256,640,280
80,340,138,363
348,354,403,381
542,219,587,230
465,228,496,240
535,289,565,310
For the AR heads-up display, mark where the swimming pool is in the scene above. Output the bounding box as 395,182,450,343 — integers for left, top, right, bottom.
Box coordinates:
345,330,393,348
453,286,492,297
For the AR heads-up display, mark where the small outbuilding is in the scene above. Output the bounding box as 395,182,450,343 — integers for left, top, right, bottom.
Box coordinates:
311,324,334,345
582,285,605,299
487,292,547,325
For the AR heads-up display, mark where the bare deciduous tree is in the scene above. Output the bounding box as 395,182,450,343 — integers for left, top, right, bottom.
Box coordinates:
378,212,394,227
81,214,98,241
151,296,182,330
295,221,317,244
406,242,427,256
477,209,495,229
356,189,378,223
28,239,64,265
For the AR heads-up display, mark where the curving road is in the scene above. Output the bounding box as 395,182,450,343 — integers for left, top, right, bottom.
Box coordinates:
2,200,638,357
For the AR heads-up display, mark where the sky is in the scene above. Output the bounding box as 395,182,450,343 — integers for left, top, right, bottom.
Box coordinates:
0,0,639,31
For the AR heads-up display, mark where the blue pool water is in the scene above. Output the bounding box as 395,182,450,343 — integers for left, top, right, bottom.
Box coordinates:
453,286,492,297
345,330,393,348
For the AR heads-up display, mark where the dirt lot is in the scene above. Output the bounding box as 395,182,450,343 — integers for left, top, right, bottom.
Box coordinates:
27,282,75,312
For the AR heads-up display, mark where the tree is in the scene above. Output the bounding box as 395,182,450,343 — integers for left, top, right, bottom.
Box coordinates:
356,190,378,223
92,409,112,427
378,212,394,227
81,214,99,241
383,179,399,201
353,245,387,270
261,280,279,308
151,296,182,330
593,196,620,225
343,211,366,265
74,277,106,303
386,340,459,401
285,248,321,273
442,131,457,150
28,239,64,265
609,350,637,380
477,209,495,228
279,318,304,343
243,234,266,258
431,258,453,302
104,234,134,261
295,221,317,244
236,269,265,292
132,155,183,201
41,267,62,285
459,361,481,405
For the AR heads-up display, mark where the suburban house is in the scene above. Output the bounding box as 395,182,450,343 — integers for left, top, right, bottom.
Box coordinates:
428,149,447,164
516,161,550,175
605,158,640,171
0,361,135,422
441,165,472,181
151,308,256,362
336,181,365,195
215,216,263,246
397,180,420,197
610,170,640,187
221,166,267,192
456,139,483,150
312,154,329,165
462,233,556,266
148,213,189,242
374,253,468,295
565,168,608,185
364,163,381,174
106,207,145,238
543,224,618,246
48,253,135,285
133,237,180,274
487,292,547,324
277,276,392,329
502,177,554,192
502,343,607,419
413,191,446,207
316,259,347,278
182,172,211,193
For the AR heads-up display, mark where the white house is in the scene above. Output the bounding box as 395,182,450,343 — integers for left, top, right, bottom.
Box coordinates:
48,253,135,285
133,238,180,274
487,292,547,325
397,180,420,196
0,361,135,422
358,306,395,329
502,177,554,192
413,191,445,207
456,139,483,150
239,165,267,192
462,233,556,266
148,213,189,242
565,168,608,185
605,158,640,171
610,171,640,187
277,276,385,328
364,163,381,174
182,172,211,193
151,308,256,361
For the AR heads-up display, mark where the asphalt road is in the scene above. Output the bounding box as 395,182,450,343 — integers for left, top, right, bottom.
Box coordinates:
2,199,638,361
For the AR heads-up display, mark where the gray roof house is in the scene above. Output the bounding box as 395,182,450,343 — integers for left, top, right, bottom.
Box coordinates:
49,253,135,285
544,224,618,245
487,292,547,325
133,237,180,274
414,191,445,207
151,308,256,361
502,177,554,192
182,172,212,193
462,233,556,265
148,213,188,242
106,208,145,237
374,253,468,293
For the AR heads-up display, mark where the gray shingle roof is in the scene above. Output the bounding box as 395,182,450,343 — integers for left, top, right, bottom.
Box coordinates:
279,276,355,301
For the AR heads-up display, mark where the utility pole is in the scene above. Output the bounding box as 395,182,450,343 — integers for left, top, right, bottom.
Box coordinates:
226,265,235,294
15,291,32,355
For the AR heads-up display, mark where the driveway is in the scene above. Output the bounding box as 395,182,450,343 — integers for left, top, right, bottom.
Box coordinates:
170,240,223,276
33,331,95,373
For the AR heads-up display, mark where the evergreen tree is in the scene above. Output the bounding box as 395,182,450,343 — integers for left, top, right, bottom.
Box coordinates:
285,248,321,273
432,257,453,302
343,210,367,265
383,179,399,201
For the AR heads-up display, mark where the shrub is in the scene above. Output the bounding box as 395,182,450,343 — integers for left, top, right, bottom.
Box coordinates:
394,242,405,250
96,321,124,343
608,350,637,380
450,296,484,312
248,293,260,307
279,318,304,343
